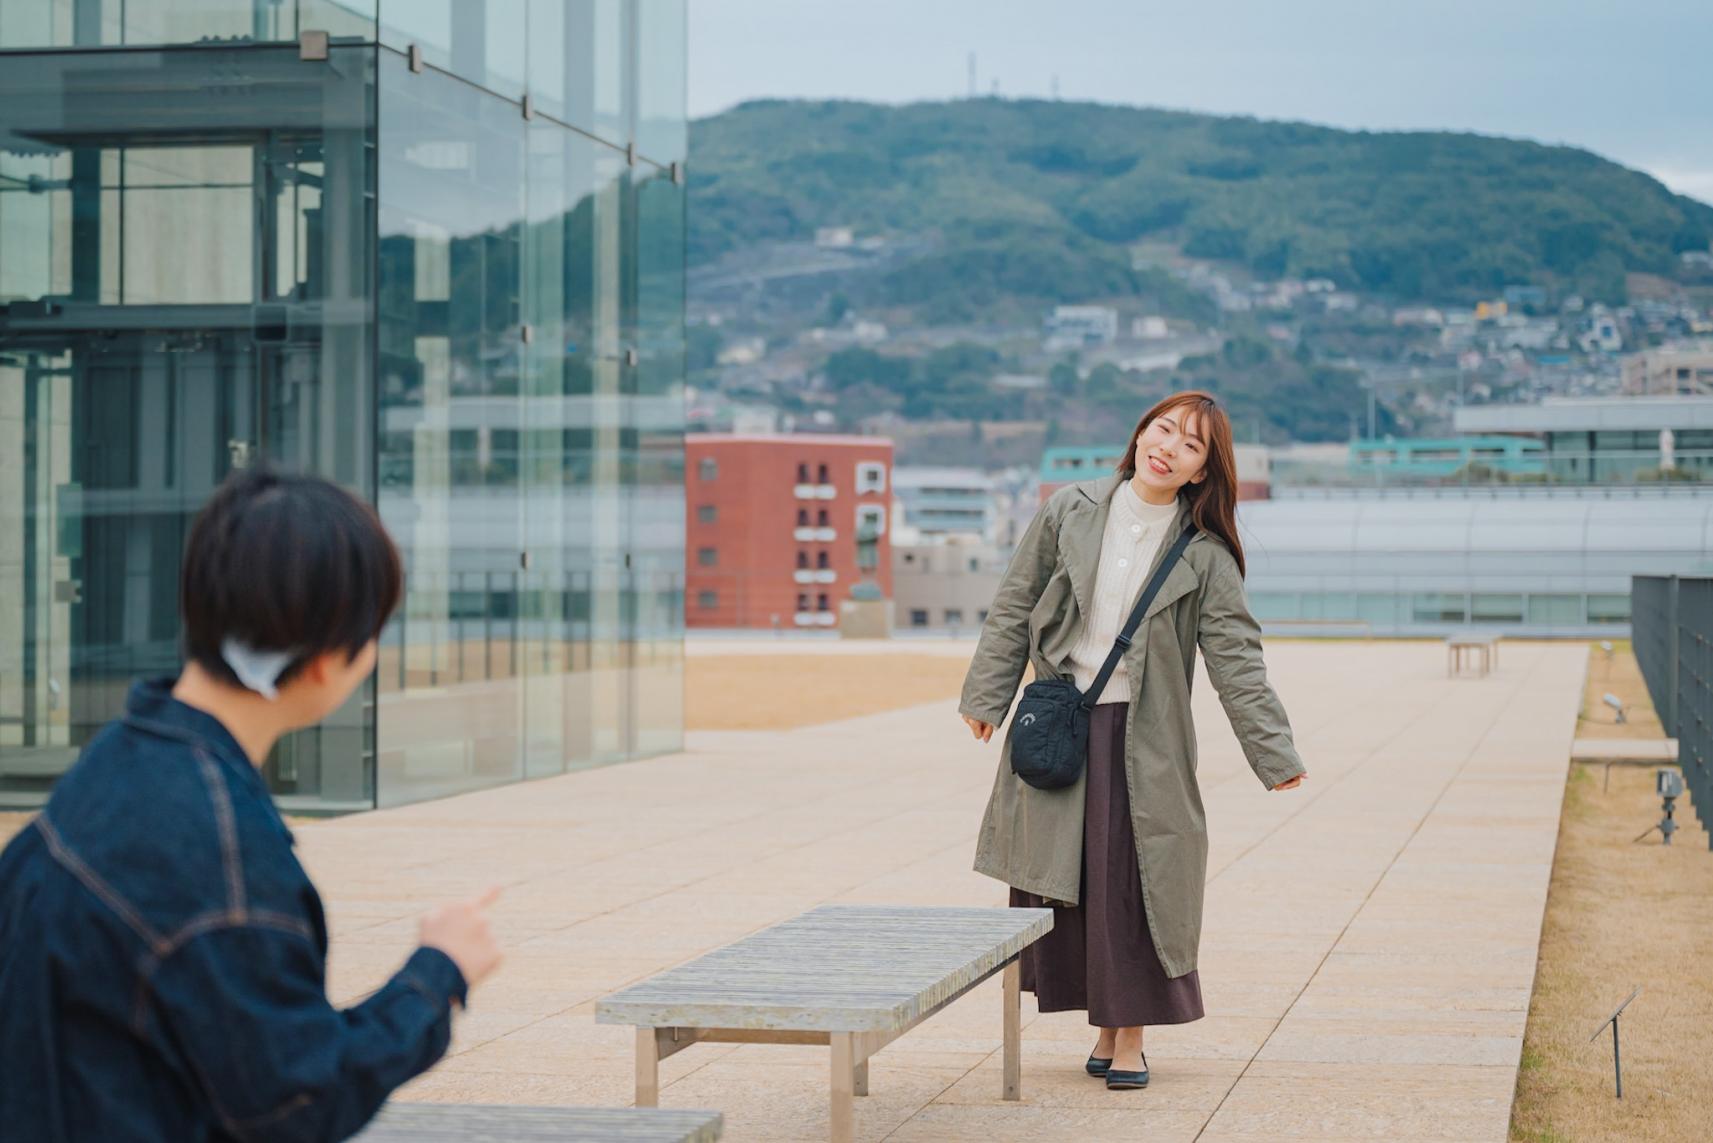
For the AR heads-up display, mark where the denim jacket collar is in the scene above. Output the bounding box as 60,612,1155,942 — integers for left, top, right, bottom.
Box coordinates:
120,677,294,843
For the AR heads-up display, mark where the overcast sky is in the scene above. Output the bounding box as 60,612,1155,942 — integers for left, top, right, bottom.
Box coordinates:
689,0,1713,205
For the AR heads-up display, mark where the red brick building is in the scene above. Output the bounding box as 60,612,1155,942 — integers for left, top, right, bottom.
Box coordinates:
685,434,895,629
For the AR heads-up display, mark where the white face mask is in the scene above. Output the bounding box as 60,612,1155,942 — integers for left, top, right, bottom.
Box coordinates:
220,637,295,700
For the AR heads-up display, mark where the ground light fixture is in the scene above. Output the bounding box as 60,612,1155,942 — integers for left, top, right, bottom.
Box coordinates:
1602,693,1628,724
1654,768,1684,846
1590,987,1641,1099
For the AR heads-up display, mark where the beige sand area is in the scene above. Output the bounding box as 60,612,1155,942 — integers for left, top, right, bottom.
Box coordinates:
282,638,1591,1141
684,638,972,731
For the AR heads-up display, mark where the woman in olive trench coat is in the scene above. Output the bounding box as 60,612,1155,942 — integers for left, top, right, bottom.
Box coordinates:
959,391,1307,1087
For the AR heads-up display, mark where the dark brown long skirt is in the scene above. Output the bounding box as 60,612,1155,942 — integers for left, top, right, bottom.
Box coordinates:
1010,702,1206,1027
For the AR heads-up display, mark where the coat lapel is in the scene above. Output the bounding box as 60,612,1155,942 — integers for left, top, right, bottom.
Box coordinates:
1059,475,1120,623
1133,496,1202,620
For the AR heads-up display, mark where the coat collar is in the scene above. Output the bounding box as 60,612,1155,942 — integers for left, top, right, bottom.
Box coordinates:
121,676,295,843
1062,475,1203,625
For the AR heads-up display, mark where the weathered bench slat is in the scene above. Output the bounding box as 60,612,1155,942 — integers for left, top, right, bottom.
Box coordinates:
596,905,1052,1032
354,1103,723,1142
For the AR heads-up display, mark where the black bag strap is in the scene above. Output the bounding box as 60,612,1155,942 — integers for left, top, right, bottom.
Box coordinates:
1080,524,1199,709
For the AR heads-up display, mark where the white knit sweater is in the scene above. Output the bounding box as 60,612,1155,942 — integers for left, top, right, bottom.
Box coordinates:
1068,480,1180,704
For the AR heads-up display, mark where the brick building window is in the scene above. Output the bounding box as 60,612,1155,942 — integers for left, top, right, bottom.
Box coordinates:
797,462,810,482
797,507,810,526
697,504,717,524
855,461,886,494
816,508,830,526
697,547,717,567
817,551,830,569
816,593,830,612
697,591,717,609
698,457,717,481
816,462,830,483
797,592,810,611
797,551,810,569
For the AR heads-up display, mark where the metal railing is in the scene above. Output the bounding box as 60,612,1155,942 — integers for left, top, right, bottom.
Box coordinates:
1273,448,1713,491
1632,575,1709,847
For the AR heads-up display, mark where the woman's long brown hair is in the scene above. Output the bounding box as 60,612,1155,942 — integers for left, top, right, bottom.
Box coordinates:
1116,390,1247,578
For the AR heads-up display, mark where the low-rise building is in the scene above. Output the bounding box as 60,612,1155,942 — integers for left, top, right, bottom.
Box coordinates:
1454,394,1713,481
892,467,996,539
1043,305,1119,351
1244,486,1713,635
1621,346,1713,396
892,536,1009,632
685,434,894,630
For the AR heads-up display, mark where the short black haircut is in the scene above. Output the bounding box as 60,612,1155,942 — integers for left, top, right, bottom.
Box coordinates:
180,465,403,691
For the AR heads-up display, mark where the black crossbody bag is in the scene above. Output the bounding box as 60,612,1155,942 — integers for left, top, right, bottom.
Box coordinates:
1008,525,1198,791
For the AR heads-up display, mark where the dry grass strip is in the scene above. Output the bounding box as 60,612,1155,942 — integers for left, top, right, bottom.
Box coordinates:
1511,647,1711,1143
1575,638,1665,740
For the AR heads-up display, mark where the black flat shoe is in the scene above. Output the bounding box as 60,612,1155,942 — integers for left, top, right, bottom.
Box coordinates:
1105,1052,1149,1090
1085,1055,1112,1077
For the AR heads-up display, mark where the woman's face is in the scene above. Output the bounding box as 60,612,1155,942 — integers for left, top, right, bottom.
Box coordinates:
1132,407,1210,496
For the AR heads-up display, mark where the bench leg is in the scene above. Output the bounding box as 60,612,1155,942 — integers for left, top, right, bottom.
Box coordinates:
831,1032,855,1143
1003,958,1021,1101
853,1058,869,1097
636,1027,660,1108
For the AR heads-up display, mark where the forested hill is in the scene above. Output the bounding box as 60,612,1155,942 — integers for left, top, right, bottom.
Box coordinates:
690,98,1713,307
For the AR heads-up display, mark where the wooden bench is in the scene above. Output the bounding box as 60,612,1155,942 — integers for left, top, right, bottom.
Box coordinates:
1446,630,1501,677
354,1103,723,1141
595,904,1053,1143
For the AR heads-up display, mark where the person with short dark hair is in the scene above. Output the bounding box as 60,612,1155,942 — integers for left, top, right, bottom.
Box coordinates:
0,466,504,1142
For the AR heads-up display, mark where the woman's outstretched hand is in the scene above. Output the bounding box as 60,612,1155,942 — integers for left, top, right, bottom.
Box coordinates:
962,714,995,743
1271,773,1306,791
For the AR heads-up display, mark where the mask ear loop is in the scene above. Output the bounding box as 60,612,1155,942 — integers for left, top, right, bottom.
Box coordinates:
220,637,295,700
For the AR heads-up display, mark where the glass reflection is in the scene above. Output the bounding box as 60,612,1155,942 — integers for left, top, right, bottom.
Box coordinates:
636,0,687,164
0,46,377,808
1,0,686,811
376,51,527,806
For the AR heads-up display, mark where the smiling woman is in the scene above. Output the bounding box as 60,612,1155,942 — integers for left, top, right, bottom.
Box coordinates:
959,388,1307,1090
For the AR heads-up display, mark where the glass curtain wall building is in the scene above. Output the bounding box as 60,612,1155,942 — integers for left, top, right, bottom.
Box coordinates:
0,1,687,810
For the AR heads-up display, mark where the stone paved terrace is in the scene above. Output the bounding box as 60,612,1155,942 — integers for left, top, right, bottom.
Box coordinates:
300,640,1586,1141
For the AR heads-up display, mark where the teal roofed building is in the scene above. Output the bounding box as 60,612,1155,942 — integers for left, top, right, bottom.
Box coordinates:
1039,445,1126,488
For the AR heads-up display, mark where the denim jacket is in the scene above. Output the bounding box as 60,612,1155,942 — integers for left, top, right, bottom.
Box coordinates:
0,678,467,1142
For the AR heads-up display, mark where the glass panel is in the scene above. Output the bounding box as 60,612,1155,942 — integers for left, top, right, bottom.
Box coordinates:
380,0,527,100
630,164,684,755
1247,592,1299,621
1300,592,1357,621
376,50,526,807
1356,593,1403,626
1586,593,1631,624
543,0,631,148
1411,593,1468,623
517,117,566,780
1526,594,1584,625
0,0,376,49
1472,593,1525,623
0,46,376,809
635,0,686,164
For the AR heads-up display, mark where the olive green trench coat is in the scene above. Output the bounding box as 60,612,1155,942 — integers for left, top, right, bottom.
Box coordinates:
960,475,1306,979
